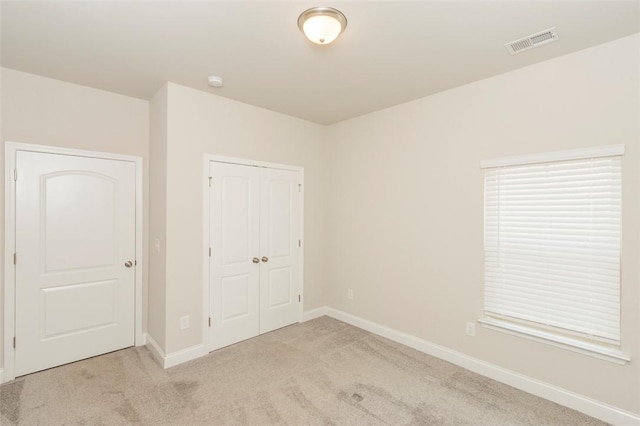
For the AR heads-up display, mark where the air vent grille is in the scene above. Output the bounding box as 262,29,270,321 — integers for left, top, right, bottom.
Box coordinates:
505,27,557,55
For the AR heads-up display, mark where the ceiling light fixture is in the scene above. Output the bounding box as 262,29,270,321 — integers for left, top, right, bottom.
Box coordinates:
297,7,347,45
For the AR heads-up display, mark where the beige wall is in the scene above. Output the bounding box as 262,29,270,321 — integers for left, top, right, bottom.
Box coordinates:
148,84,169,349
0,68,150,366
162,83,327,353
325,34,640,414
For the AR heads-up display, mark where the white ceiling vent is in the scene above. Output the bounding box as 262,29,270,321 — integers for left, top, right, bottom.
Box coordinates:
505,27,558,55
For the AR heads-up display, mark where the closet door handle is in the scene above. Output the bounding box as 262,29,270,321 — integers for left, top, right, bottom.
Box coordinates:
252,257,260,264
261,256,269,263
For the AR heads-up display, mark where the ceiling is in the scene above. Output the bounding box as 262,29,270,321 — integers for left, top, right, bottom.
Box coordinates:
2,1,639,125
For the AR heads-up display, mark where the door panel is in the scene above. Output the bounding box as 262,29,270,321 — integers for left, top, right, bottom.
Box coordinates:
221,177,253,266
43,173,116,272
267,180,292,258
15,151,136,376
259,169,301,334
209,163,260,350
42,280,117,338
221,275,251,320
268,267,292,307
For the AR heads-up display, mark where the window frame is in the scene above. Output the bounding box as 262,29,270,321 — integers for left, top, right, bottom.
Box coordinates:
480,145,629,364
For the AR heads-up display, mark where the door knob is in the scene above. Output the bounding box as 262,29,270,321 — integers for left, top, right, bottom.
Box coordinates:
252,257,260,264
124,260,133,268
261,256,269,263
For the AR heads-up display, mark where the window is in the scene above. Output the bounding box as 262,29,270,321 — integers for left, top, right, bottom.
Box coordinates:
481,145,628,362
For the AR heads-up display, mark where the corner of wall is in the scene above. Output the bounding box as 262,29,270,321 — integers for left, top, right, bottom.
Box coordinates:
148,83,169,352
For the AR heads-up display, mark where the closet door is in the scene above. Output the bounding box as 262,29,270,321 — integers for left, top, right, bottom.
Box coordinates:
208,160,302,351
259,168,301,333
209,162,260,350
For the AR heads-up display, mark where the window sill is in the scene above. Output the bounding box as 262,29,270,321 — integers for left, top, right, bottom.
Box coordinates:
478,317,630,365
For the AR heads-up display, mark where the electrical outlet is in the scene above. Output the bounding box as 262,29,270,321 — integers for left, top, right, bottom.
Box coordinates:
180,315,190,330
465,321,476,336
347,289,354,300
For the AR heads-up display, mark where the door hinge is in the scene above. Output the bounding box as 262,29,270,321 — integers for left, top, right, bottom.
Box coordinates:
208,317,211,327
209,247,212,257
13,336,16,348
298,183,302,193
298,294,301,303
13,169,17,181
298,240,301,248
13,253,16,265
208,176,212,187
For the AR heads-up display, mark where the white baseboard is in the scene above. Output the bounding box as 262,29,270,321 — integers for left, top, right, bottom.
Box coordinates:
164,344,207,368
145,333,166,367
146,309,324,370
145,309,330,370
324,307,640,426
138,332,148,346
0,368,4,383
302,307,327,322
145,333,207,369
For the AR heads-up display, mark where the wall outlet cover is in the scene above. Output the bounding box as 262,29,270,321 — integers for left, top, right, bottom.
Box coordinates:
180,315,190,330
466,321,476,336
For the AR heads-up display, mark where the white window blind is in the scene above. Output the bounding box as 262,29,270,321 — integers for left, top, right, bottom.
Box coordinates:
483,150,622,344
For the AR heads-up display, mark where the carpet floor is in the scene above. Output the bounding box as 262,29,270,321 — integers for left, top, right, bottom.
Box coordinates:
1,316,606,425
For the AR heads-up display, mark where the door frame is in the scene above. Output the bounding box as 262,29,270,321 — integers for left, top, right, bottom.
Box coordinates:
202,154,304,352
3,141,144,383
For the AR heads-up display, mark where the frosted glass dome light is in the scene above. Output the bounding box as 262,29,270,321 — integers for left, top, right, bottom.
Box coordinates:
298,7,347,45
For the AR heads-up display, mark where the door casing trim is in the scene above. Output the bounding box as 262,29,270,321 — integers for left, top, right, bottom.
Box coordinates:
3,141,144,382
202,154,304,353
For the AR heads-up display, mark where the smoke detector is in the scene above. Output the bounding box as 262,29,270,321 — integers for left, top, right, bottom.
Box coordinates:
505,27,558,55
207,75,223,88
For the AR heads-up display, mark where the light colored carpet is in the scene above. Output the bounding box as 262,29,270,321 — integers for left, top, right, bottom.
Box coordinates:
1,316,606,425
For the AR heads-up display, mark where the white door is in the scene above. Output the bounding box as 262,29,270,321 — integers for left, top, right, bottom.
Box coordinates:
259,168,301,334
209,162,260,349
209,161,301,350
15,151,136,376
